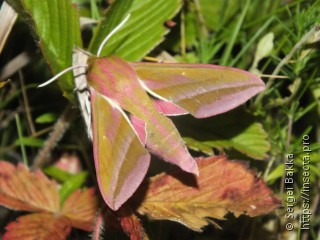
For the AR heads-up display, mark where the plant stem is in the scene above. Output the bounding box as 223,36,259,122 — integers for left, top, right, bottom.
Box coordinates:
221,0,251,66
15,113,28,166
254,24,320,105
32,106,75,170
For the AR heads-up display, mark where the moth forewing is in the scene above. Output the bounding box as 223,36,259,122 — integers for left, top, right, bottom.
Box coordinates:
90,90,151,210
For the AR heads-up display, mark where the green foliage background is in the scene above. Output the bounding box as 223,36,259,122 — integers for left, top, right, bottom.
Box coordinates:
1,0,320,239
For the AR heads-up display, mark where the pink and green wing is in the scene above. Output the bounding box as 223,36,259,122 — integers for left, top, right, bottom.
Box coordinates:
91,90,150,210
131,62,265,118
88,56,198,175
143,112,198,175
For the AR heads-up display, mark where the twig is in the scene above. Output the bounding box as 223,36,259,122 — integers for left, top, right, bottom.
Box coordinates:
32,105,76,170
0,51,33,81
31,126,53,138
19,71,36,135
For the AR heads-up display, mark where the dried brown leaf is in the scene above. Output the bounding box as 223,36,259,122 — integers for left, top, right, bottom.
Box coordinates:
0,161,98,239
0,161,59,213
3,213,71,240
137,156,280,231
62,188,98,231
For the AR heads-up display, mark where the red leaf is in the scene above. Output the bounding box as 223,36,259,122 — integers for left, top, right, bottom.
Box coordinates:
0,161,59,213
0,161,99,239
137,156,280,231
3,213,71,240
62,188,98,231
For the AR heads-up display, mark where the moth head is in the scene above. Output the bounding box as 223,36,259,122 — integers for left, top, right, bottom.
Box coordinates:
38,14,131,88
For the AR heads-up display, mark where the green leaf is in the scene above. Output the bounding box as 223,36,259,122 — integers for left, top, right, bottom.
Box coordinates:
178,109,270,160
59,172,88,204
43,166,73,182
43,167,90,206
266,164,284,183
250,32,274,75
185,122,270,160
207,123,270,160
17,0,82,101
89,0,182,61
89,0,133,56
14,137,44,147
199,0,239,32
35,113,58,124
183,137,213,156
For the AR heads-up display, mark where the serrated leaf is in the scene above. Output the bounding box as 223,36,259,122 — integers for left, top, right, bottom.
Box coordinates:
17,0,82,101
185,123,270,160
0,161,59,212
204,122,271,159
61,188,98,231
89,0,182,61
3,213,71,240
137,156,280,231
0,161,98,239
179,109,270,160
89,0,133,56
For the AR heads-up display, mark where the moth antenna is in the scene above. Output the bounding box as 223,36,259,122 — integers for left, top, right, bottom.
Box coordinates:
97,13,131,57
260,74,289,79
38,65,87,88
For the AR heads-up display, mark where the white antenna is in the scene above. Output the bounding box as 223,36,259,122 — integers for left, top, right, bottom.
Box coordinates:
39,14,130,88
97,13,131,57
38,65,87,88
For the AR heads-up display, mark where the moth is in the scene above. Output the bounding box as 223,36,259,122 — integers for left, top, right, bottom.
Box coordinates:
42,15,265,210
